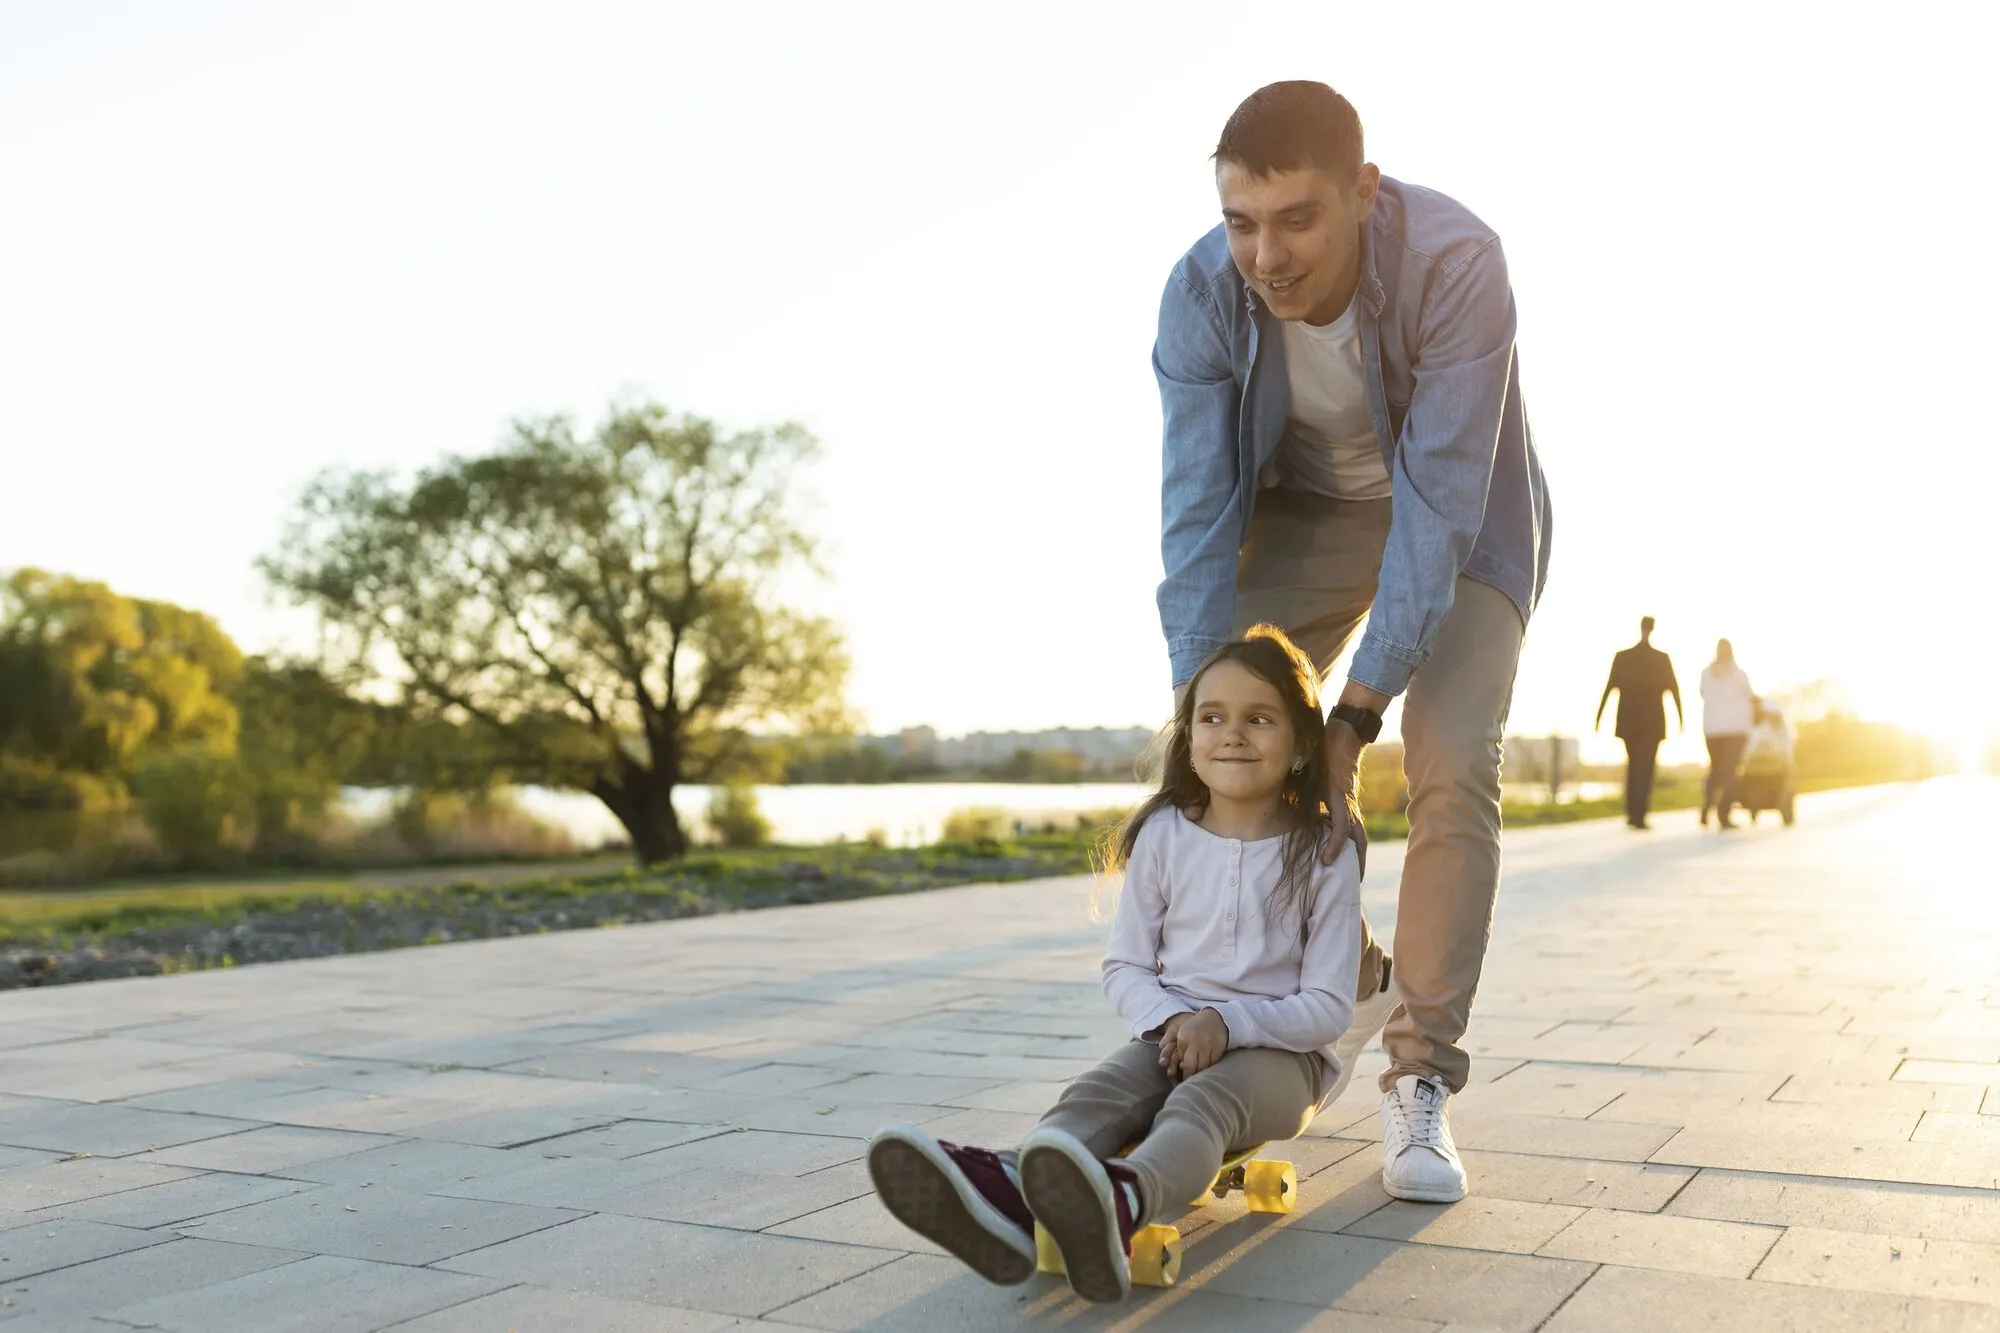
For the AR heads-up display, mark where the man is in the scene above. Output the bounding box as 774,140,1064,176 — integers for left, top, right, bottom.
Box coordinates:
1594,617,1682,829
1155,82,1552,1204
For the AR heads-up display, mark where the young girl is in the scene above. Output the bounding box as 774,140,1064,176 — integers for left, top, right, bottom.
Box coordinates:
866,626,1363,1303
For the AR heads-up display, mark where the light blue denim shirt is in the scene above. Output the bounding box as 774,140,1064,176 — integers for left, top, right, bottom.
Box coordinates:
1154,176,1553,696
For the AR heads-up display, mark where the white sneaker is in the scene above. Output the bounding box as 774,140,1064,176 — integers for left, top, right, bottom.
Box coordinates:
1379,1074,1466,1203
1324,970,1399,1105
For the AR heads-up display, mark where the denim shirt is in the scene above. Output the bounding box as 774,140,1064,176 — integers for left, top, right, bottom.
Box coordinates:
1154,176,1553,696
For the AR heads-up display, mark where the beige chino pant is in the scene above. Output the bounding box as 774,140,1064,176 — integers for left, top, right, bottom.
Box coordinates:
1233,487,1525,1094
1023,1041,1324,1225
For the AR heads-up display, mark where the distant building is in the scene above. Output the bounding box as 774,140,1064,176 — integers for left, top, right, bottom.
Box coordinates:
897,726,940,766
860,725,1157,777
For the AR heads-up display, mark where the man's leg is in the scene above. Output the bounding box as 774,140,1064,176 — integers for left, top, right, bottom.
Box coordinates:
1622,741,1643,826
1632,741,1659,823
1380,576,1525,1094
1233,488,1391,1006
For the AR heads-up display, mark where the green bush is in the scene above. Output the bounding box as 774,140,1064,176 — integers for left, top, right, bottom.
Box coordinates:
707,784,771,848
940,807,1010,842
130,746,253,866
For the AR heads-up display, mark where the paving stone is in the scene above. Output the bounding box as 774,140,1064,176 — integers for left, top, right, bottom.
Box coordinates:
149,1125,400,1173
276,1138,536,1191
177,1183,581,1264
946,1079,1072,1114
0,1157,200,1212
1917,1112,2000,1149
1185,1227,1594,1331
425,1150,691,1212
1898,1060,2000,1088
762,1251,1447,1331
1342,1196,1584,1254
1544,1263,2000,1332
219,1086,476,1135
433,1213,898,1317
1454,1150,1695,1212
1536,1205,1779,1277
906,1107,1041,1146
0,1236,306,1321
1772,1074,1986,1113
516,1117,733,1159
1650,1127,2000,1189
53,1170,318,1229
381,1285,742,1331
401,1105,626,1149
98,1252,507,1332
764,1192,950,1256
597,1158,875,1232
1667,1170,2000,1244
1756,1226,2000,1306
0,1103,260,1158
0,1216,164,1281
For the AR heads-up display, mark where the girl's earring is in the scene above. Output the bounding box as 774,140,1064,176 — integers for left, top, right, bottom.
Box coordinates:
1290,758,1305,775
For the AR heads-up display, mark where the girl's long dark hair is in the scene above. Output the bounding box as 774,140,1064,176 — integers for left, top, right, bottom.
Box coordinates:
1094,625,1330,929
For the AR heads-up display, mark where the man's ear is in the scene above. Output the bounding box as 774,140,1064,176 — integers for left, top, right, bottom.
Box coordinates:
1355,162,1382,218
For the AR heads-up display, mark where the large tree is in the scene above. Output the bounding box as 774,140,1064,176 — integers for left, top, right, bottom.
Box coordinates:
262,403,849,863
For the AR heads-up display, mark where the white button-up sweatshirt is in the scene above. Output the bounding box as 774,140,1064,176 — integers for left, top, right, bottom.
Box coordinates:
1102,808,1363,1103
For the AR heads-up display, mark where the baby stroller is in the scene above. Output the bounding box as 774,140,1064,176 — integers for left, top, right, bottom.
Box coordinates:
1736,700,1795,826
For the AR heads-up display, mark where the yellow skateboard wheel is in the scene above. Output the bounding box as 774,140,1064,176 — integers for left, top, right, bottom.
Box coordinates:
1128,1223,1183,1287
1034,1221,1065,1276
1242,1159,1297,1213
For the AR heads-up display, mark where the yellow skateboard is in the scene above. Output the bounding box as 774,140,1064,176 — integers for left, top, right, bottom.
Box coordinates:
1032,1145,1297,1289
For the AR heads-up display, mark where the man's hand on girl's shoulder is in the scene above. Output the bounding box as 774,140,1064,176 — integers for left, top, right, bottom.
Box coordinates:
1322,790,1368,877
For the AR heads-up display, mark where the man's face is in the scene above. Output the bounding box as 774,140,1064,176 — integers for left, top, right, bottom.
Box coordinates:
1216,160,1378,325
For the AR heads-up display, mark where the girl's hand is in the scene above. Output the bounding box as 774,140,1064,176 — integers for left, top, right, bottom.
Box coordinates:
1170,1008,1229,1078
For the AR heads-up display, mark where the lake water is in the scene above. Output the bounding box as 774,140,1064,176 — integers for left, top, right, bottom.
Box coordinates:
342,778,1626,850
342,782,1158,849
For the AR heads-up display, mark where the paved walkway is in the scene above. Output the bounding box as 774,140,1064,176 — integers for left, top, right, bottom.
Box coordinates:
2,780,1997,1331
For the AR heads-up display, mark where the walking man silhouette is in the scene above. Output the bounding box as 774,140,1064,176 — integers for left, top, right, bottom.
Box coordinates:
1595,617,1681,829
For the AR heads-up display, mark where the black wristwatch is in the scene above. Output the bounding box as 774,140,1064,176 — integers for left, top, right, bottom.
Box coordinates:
1329,702,1384,744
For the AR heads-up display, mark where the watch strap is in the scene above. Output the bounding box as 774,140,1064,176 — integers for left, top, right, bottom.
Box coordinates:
1330,702,1384,744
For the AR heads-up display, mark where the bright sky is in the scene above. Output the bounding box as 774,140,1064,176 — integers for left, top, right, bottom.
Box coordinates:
3,1,1994,766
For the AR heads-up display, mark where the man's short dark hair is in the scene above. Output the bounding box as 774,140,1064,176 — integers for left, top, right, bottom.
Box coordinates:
1214,81,1364,181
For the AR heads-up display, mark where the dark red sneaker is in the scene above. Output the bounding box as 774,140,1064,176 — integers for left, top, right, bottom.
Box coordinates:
867,1125,1035,1284
1018,1126,1142,1302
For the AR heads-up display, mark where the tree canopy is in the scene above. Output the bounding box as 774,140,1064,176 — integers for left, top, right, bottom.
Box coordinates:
262,403,849,862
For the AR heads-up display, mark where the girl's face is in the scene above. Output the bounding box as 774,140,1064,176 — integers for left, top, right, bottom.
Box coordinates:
1188,659,1300,803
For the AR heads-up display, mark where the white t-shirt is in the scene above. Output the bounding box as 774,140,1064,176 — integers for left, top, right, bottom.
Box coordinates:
1700,663,1755,736
1273,300,1392,502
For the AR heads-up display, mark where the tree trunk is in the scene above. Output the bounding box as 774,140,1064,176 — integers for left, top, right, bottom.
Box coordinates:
593,769,687,866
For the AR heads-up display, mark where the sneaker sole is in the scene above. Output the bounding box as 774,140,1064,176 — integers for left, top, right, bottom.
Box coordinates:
867,1129,1034,1285
1018,1133,1129,1304
1381,1165,1466,1204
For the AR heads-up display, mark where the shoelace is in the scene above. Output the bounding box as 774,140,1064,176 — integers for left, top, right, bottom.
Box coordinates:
1388,1090,1446,1148
940,1141,1005,1171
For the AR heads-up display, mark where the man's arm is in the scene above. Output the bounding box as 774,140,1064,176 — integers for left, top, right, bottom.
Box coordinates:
1667,658,1684,731
1595,668,1616,731
1154,266,1242,690
1348,237,1519,699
